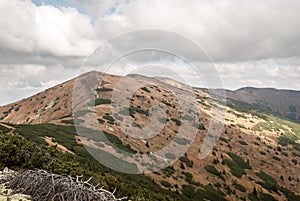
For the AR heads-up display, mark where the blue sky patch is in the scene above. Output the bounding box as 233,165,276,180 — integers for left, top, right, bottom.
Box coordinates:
31,0,68,8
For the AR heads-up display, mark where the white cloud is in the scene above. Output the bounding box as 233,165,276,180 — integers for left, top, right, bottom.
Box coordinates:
0,64,78,104
0,0,97,57
0,0,300,105
3,0,300,61
215,58,300,90
77,0,299,61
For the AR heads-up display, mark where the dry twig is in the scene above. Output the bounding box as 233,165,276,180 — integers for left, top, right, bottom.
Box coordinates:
0,168,127,201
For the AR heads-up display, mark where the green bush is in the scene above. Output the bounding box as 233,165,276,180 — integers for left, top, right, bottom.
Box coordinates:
162,166,175,177
179,156,193,168
204,165,224,180
196,184,226,201
183,171,193,179
129,107,149,116
223,152,252,179
192,123,206,130
61,119,85,125
238,140,248,145
224,159,246,178
272,156,281,161
219,137,228,143
93,98,111,105
255,171,278,193
182,114,193,122
141,87,150,93
228,152,252,170
15,123,78,148
248,193,259,201
171,118,181,126
95,98,111,105
164,153,176,160
0,124,11,133
0,133,49,169
173,137,191,145
259,151,266,155
162,100,173,107
161,180,172,188
103,131,136,154
74,110,92,117
182,185,195,199
260,193,276,201
233,182,246,192
103,115,114,122
96,87,113,92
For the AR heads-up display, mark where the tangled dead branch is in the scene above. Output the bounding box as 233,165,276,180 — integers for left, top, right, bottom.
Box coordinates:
0,168,127,201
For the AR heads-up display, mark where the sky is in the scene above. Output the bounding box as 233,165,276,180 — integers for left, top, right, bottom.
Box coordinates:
0,0,300,105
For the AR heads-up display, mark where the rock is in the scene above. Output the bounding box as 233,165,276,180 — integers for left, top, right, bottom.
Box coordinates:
0,169,32,201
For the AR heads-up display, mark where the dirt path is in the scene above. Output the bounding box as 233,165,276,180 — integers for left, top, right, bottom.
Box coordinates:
43,136,75,155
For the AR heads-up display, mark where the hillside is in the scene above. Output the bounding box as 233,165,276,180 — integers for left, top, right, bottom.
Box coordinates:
226,87,300,123
0,71,300,201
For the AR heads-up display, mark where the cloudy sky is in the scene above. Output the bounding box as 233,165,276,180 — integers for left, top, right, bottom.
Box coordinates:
0,0,300,105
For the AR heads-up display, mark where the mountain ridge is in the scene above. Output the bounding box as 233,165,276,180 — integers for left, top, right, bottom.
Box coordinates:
0,71,299,201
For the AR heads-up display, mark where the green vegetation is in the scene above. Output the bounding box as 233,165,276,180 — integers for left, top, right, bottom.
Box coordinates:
228,153,252,170
259,115,300,152
182,114,193,122
254,170,300,200
161,180,172,188
179,156,194,168
61,118,85,125
103,131,137,154
204,165,224,181
227,99,275,121
248,192,259,201
272,156,281,161
251,114,300,150
88,98,111,106
158,117,168,123
14,123,77,147
162,166,175,177
181,184,226,201
162,100,173,107
199,184,226,201
103,115,115,124
237,124,247,129
238,140,248,145
224,159,246,178
254,122,273,131
128,107,149,116
1,124,185,200
74,110,92,118
0,124,10,133
219,137,228,143
224,152,252,178
255,171,278,193
233,182,246,192
174,137,191,145
96,87,113,92
141,86,150,93
260,193,276,201
171,118,181,126
192,122,206,130
259,151,266,155
0,133,51,170
164,153,176,160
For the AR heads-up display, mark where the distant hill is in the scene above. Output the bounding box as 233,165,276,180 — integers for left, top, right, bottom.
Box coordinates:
226,87,300,123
